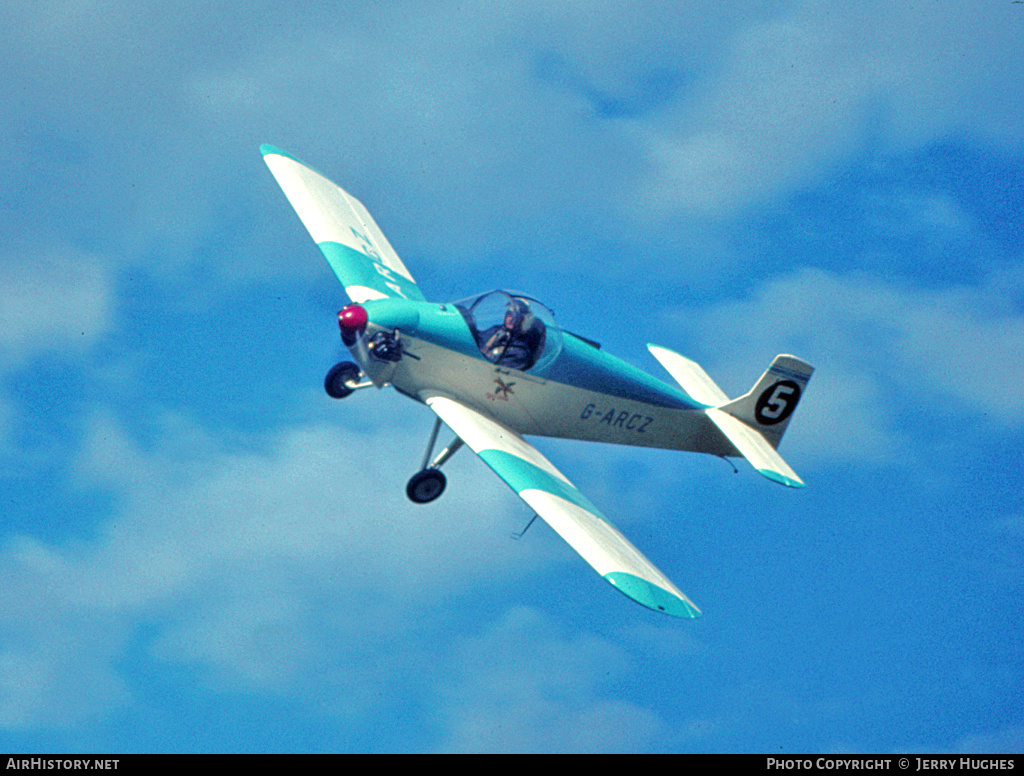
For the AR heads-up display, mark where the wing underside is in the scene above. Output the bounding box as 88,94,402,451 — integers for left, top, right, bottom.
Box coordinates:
425,396,701,618
261,145,424,303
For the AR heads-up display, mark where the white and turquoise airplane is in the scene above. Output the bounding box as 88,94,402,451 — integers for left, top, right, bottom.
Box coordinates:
261,145,813,619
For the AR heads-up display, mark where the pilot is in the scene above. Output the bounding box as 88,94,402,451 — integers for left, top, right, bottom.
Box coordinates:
482,298,542,370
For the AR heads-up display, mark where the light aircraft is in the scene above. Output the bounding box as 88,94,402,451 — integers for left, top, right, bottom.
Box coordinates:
261,145,813,619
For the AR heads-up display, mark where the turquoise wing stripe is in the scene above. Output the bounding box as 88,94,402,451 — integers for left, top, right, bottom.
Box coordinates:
260,143,302,164
317,241,425,301
757,468,805,489
604,572,702,618
477,449,598,513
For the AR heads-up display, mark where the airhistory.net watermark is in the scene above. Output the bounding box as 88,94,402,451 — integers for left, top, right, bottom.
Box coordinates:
6,760,119,770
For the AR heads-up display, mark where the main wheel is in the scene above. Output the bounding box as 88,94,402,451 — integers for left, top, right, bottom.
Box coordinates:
325,361,361,399
406,468,447,504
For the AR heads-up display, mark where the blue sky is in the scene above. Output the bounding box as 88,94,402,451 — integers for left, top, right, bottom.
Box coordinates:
1,0,1022,754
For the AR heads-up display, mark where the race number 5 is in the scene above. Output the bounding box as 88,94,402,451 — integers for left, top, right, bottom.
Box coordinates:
755,380,800,426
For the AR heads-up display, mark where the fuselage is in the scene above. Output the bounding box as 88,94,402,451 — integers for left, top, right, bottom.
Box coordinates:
346,295,738,458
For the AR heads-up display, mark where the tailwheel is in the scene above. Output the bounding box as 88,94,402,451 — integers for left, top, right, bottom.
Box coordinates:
406,468,447,504
324,361,362,399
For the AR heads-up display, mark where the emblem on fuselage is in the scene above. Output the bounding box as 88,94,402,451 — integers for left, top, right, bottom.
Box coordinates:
487,378,516,402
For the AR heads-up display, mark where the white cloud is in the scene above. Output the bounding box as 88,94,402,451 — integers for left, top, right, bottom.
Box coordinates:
432,606,667,753
0,405,555,727
0,404,682,746
0,619,132,729
637,17,867,215
0,246,114,366
4,2,1019,280
632,1,1024,218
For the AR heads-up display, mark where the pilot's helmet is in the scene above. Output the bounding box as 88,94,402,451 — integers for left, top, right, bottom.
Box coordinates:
505,298,532,332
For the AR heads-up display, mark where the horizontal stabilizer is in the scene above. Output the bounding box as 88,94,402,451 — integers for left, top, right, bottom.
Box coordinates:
706,409,804,488
650,347,812,487
647,344,728,406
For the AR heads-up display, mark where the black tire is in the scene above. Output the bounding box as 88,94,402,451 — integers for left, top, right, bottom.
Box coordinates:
325,361,361,399
406,468,446,504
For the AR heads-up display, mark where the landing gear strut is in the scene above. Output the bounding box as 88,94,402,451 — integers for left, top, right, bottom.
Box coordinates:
406,416,463,504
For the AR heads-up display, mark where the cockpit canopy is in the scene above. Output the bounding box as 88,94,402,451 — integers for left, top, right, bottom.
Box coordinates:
454,290,562,372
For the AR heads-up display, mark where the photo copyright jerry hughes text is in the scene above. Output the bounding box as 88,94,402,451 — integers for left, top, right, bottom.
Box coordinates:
6,761,118,771
767,759,1016,772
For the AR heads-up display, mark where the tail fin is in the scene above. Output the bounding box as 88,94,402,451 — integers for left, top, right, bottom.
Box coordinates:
717,355,814,449
648,347,814,488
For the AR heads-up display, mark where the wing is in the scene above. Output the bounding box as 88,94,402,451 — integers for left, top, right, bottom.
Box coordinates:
260,145,425,303
425,396,701,618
